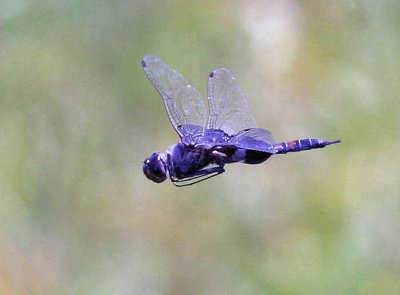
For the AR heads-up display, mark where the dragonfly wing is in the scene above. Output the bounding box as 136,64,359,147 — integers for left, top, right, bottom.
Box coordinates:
207,68,257,135
228,128,276,153
142,55,207,138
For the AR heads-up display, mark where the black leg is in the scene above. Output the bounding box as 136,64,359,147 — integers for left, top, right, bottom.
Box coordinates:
172,166,225,187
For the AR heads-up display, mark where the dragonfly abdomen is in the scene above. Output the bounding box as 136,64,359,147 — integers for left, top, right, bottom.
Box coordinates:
274,138,340,154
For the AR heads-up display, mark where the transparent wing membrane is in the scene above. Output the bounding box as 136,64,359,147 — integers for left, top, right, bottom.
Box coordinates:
207,68,257,135
229,128,276,153
142,55,207,138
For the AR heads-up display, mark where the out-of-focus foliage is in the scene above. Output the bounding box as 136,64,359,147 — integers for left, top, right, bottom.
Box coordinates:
1,0,399,294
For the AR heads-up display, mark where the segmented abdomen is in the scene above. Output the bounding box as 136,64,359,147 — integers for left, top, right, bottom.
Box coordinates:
274,138,340,154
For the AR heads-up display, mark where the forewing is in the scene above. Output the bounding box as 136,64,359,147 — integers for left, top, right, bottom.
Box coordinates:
207,68,257,135
142,55,207,138
228,128,276,153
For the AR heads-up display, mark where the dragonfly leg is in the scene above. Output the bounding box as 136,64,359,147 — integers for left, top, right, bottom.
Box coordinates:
171,166,225,187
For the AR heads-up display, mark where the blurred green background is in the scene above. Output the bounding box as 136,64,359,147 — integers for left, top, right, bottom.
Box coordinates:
1,0,399,294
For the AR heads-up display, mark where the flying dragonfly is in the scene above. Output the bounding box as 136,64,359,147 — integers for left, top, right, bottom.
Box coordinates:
141,55,340,187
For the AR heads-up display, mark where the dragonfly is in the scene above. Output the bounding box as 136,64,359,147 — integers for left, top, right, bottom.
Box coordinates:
142,55,340,187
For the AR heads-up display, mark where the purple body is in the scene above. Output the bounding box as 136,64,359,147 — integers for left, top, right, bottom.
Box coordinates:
141,56,340,186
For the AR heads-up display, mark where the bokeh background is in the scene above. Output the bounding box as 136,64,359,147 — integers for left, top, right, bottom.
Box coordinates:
1,0,399,294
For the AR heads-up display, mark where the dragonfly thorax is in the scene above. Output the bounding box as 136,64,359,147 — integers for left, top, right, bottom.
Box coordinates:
167,143,211,178
143,152,168,183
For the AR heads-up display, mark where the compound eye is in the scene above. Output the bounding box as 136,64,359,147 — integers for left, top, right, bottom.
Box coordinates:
142,154,167,183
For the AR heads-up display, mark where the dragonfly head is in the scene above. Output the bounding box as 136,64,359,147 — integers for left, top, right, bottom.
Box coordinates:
143,152,167,183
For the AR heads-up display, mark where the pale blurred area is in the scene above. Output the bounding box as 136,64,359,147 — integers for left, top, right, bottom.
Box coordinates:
1,0,399,294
